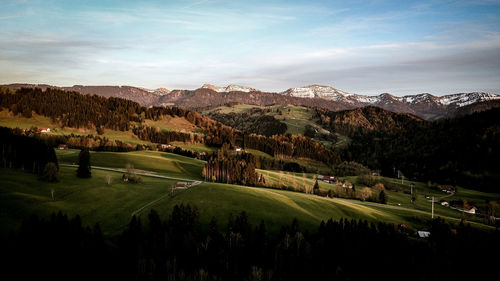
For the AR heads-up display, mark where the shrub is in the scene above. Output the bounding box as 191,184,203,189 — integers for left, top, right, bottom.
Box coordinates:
41,162,59,182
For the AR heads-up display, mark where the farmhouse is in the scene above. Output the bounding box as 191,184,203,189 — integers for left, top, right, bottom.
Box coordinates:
417,231,431,238
342,182,353,189
58,144,68,150
439,185,455,193
450,203,478,214
175,182,189,189
40,128,50,133
317,175,337,184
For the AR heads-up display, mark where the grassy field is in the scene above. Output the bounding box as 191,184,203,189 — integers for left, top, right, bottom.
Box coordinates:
0,166,432,237
203,104,318,135
170,142,218,153
0,167,177,236
2,150,498,239
57,150,205,180
0,109,151,145
142,182,414,231
144,115,201,133
202,104,346,150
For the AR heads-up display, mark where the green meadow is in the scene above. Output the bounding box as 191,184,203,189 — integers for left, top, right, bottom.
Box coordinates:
1,149,496,239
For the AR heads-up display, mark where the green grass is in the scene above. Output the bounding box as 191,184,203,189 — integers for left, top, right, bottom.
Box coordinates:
2,150,498,238
0,167,177,236
0,109,151,145
340,175,500,225
142,182,412,232
57,150,205,180
170,142,218,153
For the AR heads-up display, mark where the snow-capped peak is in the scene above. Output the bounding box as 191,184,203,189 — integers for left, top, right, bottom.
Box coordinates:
201,84,258,93
202,84,225,92
437,92,500,107
281,85,354,101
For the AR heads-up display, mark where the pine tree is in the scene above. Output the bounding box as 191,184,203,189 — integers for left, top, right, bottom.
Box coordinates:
313,179,320,195
41,162,59,182
77,148,91,178
379,190,387,204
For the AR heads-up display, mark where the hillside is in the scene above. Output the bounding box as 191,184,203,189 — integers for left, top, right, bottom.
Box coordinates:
1,83,168,106
343,107,500,192
315,106,425,132
157,88,352,112
3,83,499,120
2,149,497,237
0,87,341,169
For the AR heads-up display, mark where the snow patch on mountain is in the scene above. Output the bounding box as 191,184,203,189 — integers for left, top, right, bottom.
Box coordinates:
281,85,356,102
201,84,258,93
438,92,500,107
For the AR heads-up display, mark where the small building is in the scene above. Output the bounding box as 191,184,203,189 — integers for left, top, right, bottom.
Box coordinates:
450,204,477,214
465,206,477,214
417,231,431,238
234,147,242,152
161,144,172,149
439,185,455,193
175,182,189,189
342,182,353,189
318,175,337,184
58,144,68,150
40,128,50,133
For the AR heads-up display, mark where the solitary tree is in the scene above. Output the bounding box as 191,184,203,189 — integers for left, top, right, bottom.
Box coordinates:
379,190,387,204
41,162,59,182
77,148,91,178
313,179,320,195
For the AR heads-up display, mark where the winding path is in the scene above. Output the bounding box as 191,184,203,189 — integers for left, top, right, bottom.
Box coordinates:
60,164,199,182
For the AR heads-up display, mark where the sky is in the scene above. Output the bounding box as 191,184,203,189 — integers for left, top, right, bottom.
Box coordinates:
1,0,500,96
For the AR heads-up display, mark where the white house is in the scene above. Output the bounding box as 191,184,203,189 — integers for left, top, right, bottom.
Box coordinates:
40,128,50,133
417,231,431,238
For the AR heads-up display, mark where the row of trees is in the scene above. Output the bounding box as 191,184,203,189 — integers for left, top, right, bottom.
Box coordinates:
342,108,500,192
0,87,218,133
4,206,499,281
242,133,341,165
1,87,342,167
0,126,58,177
202,145,265,186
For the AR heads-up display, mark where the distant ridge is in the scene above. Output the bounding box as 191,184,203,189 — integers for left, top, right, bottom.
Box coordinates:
2,83,499,120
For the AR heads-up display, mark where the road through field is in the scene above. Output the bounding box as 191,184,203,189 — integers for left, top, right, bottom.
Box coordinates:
60,164,198,182
60,164,492,229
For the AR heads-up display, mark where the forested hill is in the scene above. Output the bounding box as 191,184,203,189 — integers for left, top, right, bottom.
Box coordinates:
0,87,341,166
315,106,425,133
342,107,500,192
0,87,219,132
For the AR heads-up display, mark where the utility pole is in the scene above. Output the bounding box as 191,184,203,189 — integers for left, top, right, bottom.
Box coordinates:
431,196,434,219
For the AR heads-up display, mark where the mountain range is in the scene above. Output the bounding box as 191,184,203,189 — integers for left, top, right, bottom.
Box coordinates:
3,83,499,120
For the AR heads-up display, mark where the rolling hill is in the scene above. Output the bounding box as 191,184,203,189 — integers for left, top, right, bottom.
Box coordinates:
3,83,499,120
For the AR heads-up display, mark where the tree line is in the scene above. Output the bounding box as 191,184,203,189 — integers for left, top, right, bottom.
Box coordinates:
203,144,265,186
341,107,500,192
3,206,499,281
0,127,58,176
0,87,341,166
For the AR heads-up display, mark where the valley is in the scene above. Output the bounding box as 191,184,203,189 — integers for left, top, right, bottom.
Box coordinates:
0,85,499,281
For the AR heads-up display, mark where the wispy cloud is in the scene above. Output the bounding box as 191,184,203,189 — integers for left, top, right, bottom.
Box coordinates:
1,0,499,94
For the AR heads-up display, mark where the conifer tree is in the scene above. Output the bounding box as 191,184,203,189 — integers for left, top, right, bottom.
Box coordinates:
77,148,91,178
313,179,320,195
